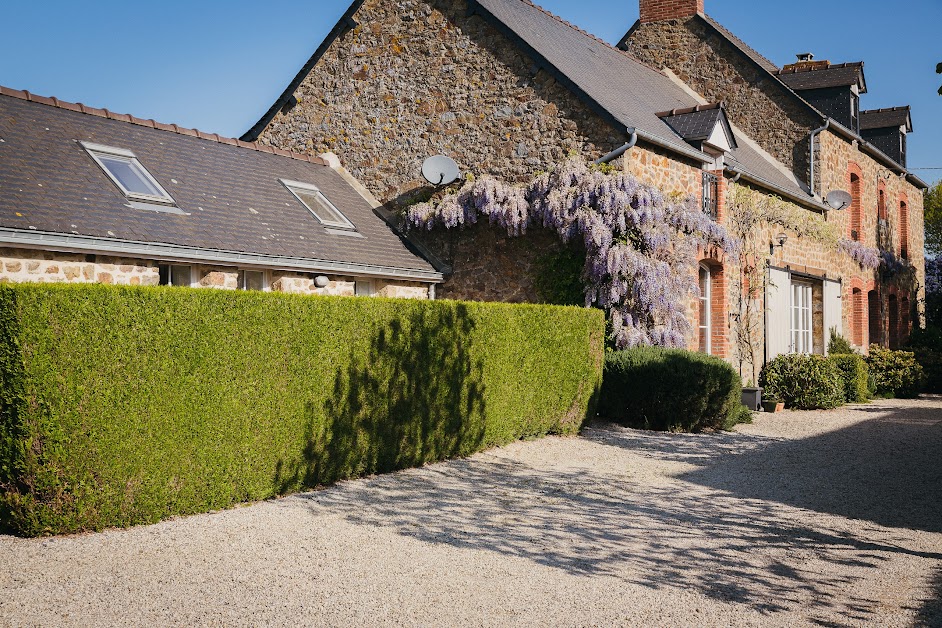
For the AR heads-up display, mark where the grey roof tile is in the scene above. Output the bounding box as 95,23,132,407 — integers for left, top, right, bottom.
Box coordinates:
776,63,866,92
860,106,912,132
0,92,437,276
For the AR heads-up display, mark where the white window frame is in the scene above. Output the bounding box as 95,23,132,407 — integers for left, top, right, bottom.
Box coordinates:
80,141,176,205
355,279,375,297
280,179,356,230
239,269,270,292
159,264,195,288
698,264,712,355
791,281,813,354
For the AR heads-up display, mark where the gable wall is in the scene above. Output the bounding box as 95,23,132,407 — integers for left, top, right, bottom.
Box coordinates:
623,18,820,181
256,0,625,204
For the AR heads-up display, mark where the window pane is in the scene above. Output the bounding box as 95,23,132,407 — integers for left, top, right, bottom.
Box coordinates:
355,281,374,297
296,189,348,226
243,271,264,291
170,265,191,287
99,155,163,197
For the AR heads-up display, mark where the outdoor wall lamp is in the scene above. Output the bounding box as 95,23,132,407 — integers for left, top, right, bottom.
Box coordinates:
769,233,788,255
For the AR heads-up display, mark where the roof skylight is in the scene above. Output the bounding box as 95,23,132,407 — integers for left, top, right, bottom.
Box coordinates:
81,141,175,205
281,179,355,230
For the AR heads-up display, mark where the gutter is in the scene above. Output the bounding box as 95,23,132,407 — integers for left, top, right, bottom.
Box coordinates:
594,128,638,164
725,167,829,213
808,119,829,197
0,228,444,283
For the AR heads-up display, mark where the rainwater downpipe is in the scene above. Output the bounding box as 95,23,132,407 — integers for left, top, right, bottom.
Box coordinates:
594,128,638,165
808,119,830,197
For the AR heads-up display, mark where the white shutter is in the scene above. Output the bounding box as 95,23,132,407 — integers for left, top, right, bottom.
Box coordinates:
766,267,791,361
823,280,843,355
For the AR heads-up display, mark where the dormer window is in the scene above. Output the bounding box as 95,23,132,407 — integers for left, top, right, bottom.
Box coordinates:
81,142,175,205
281,179,355,230
851,93,859,133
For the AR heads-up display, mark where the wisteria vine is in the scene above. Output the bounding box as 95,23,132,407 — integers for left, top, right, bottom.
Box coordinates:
407,157,738,348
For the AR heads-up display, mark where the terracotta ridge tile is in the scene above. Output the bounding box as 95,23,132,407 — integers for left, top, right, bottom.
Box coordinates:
0,83,330,166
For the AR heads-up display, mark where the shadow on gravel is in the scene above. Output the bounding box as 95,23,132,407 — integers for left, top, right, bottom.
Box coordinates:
680,401,942,534
292,406,940,623
917,567,942,627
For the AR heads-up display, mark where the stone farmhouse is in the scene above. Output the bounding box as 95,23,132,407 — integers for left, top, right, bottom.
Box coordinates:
0,87,441,298
246,0,927,379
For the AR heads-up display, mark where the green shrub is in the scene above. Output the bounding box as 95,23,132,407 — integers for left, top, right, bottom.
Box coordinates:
866,345,924,398
759,354,844,410
598,347,750,432
0,284,604,536
827,328,856,355
907,326,942,393
827,354,870,403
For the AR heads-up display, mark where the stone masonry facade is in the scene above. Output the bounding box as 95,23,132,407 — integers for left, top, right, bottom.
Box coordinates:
253,0,925,376
0,247,430,299
622,17,821,179
257,0,626,203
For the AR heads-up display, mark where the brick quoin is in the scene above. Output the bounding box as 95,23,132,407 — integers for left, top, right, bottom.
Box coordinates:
639,0,704,22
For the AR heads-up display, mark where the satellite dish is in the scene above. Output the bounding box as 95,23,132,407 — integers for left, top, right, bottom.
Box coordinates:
421,155,460,186
825,190,853,211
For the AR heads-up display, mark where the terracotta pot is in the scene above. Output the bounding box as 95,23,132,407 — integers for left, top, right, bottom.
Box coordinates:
762,400,785,413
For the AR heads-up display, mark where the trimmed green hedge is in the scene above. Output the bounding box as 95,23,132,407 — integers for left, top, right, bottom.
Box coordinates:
0,284,604,536
866,345,924,398
598,347,752,432
827,354,870,403
759,354,844,410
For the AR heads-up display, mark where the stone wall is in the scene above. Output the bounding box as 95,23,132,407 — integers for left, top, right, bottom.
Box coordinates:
0,247,430,300
256,0,626,204
419,222,564,303
622,17,820,179
624,144,702,198
0,248,159,286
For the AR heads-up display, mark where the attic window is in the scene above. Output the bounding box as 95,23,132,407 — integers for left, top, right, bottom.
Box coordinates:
281,179,355,230
81,142,175,205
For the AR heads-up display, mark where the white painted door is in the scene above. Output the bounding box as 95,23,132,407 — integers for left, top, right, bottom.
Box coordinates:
766,267,791,361
791,282,813,354
823,280,843,354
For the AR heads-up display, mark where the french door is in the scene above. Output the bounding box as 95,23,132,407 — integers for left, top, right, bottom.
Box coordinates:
791,282,812,354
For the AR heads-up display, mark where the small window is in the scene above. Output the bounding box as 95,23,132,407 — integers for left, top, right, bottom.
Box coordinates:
239,270,267,291
81,142,175,205
158,264,192,287
698,264,712,355
701,172,718,219
355,280,374,297
281,179,355,230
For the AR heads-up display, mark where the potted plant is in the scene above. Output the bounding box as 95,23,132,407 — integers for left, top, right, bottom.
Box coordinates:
741,380,763,411
762,398,785,413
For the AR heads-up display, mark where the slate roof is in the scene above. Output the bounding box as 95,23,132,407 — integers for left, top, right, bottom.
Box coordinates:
656,103,736,148
245,0,820,204
472,0,810,200
775,62,867,92
472,0,704,158
861,106,912,132
0,88,440,279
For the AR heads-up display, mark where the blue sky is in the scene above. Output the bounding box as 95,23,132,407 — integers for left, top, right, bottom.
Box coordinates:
2,0,939,184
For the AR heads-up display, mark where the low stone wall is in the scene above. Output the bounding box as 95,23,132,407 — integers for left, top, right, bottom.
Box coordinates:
0,247,159,286
0,247,430,300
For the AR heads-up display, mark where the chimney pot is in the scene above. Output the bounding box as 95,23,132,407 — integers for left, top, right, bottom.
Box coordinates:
797,52,815,62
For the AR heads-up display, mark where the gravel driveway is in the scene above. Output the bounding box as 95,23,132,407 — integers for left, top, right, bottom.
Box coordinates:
2,397,941,627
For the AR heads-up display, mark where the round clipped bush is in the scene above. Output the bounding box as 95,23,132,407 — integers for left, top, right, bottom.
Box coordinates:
759,354,844,410
827,354,870,403
866,345,924,398
599,347,751,432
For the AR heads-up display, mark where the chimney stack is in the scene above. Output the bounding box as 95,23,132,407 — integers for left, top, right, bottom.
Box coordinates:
639,0,704,23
